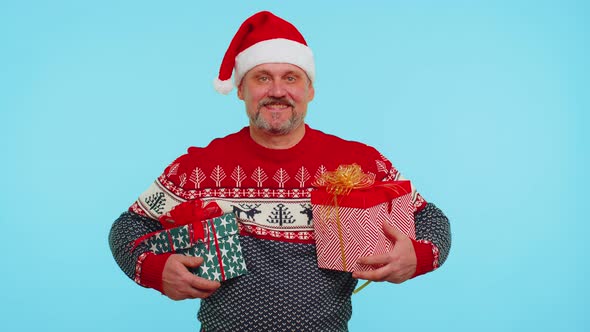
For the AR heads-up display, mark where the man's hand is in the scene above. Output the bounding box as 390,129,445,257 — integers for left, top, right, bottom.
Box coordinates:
162,254,221,300
352,222,417,284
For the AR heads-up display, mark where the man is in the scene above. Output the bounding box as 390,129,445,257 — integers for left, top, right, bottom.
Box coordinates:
109,11,451,331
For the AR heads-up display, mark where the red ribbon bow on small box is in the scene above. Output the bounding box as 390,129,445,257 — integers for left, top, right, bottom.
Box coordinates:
132,199,223,251
158,199,223,229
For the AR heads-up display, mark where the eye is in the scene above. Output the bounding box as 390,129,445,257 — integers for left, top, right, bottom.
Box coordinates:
286,75,296,82
257,75,270,83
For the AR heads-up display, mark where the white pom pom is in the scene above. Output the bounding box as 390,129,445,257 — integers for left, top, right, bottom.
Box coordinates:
213,78,234,95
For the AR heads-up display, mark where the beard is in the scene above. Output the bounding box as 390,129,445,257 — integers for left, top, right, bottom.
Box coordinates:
249,97,305,135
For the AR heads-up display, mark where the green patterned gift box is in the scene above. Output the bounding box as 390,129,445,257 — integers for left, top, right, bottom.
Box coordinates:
143,213,247,281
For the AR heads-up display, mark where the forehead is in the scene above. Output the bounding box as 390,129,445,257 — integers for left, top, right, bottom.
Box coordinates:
245,63,307,77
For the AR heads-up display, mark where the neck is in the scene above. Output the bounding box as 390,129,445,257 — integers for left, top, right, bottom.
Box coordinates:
249,123,306,149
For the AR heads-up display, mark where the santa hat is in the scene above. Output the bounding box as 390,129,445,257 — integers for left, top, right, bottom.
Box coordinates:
213,11,315,94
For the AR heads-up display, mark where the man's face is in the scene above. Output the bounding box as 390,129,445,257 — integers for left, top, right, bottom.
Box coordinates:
238,63,314,136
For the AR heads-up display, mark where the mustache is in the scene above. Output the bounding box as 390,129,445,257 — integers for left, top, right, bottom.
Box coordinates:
258,97,295,109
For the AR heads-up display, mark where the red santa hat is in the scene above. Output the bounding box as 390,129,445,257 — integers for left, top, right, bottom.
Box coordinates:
213,11,315,94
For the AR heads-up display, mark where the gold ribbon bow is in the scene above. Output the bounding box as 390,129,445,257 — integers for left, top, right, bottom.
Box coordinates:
316,164,375,196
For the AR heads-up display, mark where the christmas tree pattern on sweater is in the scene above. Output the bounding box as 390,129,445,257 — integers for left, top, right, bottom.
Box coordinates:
129,126,426,245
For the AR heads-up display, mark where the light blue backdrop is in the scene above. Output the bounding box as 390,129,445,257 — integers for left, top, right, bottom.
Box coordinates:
2,1,588,331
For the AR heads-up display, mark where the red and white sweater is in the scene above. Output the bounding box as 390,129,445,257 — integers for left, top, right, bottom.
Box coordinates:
119,125,443,331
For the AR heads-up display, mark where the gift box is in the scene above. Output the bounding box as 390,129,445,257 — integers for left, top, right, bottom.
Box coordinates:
139,212,247,281
311,180,416,272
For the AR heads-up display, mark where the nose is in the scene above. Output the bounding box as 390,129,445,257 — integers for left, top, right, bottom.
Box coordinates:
268,81,287,97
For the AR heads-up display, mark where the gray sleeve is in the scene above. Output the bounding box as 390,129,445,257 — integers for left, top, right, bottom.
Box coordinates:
414,203,452,266
108,211,163,280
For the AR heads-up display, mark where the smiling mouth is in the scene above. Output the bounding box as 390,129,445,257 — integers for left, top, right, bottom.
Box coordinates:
259,98,295,111
264,103,291,111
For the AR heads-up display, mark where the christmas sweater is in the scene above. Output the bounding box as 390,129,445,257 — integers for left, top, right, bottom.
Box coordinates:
109,125,451,331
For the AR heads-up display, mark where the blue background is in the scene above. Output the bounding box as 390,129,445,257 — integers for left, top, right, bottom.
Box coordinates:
2,1,588,331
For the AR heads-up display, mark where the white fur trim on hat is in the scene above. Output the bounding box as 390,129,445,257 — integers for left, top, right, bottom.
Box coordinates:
234,38,315,86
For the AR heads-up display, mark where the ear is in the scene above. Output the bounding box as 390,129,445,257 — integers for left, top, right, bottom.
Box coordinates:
307,83,315,102
237,82,245,100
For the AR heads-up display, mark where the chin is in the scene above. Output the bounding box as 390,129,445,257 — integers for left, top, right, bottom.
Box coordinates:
264,126,293,136
251,111,305,135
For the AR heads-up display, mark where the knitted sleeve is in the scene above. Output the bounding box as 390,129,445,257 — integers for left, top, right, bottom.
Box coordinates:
411,202,451,277
108,211,172,292
415,203,451,265
109,153,199,293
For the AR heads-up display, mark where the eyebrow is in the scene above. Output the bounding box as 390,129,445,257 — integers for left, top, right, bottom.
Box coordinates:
252,69,302,77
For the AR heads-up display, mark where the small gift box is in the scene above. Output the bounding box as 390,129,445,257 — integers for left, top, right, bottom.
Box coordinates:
134,201,247,282
311,164,416,272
